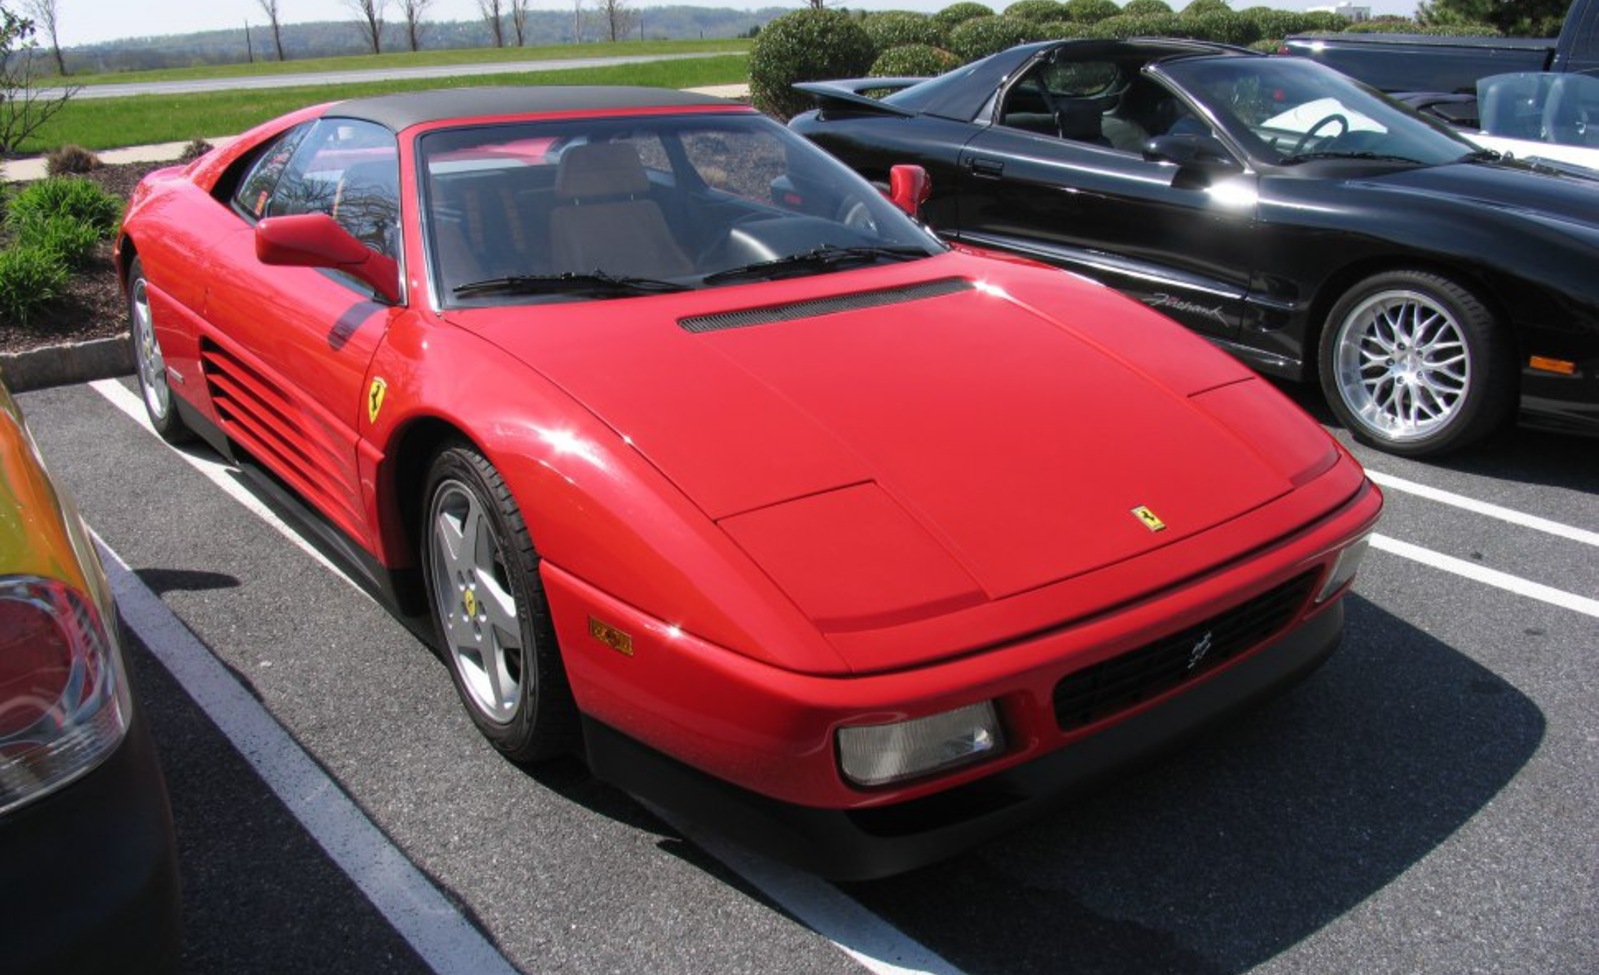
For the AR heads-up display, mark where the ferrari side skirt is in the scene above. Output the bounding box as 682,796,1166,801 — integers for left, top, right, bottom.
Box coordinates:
584,601,1343,881
172,398,433,639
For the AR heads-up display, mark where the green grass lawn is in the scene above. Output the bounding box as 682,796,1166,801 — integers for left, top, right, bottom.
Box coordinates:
64,38,750,86
21,54,750,153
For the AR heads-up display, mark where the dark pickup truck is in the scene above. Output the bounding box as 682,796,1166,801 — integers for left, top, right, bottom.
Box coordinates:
1281,0,1599,95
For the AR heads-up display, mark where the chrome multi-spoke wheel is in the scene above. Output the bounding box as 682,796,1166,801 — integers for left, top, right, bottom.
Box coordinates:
1332,289,1469,442
422,444,578,763
127,257,190,443
1320,271,1513,457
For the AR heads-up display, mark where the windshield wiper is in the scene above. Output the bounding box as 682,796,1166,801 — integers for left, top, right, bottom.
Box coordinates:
453,271,689,299
1280,151,1428,166
702,244,929,285
1459,148,1503,163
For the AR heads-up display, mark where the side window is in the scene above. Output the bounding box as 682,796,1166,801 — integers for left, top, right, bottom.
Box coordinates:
233,123,311,220
267,119,401,258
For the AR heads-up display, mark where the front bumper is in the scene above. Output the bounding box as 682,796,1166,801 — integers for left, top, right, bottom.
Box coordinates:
1,710,182,975
585,600,1342,880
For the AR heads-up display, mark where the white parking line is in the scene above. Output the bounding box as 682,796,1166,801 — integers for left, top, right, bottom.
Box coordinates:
92,377,965,975
98,541,521,975
657,814,968,975
1371,534,1599,619
1367,470,1599,548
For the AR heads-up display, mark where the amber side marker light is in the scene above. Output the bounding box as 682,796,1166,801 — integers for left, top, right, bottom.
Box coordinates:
1529,356,1577,376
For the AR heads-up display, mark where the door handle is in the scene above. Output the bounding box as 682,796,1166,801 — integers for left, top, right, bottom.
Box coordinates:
969,158,1004,178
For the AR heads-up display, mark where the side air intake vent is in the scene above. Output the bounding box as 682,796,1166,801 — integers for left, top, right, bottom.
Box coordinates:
679,278,972,334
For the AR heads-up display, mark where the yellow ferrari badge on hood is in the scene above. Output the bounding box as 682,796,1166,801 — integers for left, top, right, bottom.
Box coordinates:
1132,506,1166,532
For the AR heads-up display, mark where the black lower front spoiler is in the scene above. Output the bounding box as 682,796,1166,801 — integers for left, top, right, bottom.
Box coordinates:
585,600,1345,881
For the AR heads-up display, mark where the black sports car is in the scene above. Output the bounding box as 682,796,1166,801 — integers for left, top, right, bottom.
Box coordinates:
790,39,1599,456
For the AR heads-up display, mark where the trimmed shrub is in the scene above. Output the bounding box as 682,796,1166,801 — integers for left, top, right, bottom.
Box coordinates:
1180,0,1234,16
948,15,1047,61
45,144,101,176
1185,11,1262,45
1064,0,1121,23
1003,0,1068,22
1240,7,1322,40
749,10,877,120
1120,0,1173,14
1086,13,1184,39
861,11,947,53
0,246,69,326
931,2,995,31
871,43,963,77
6,178,124,237
1035,19,1091,39
1299,11,1351,31
1249,37,1282,52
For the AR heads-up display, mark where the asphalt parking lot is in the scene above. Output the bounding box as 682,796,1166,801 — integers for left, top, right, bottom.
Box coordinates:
16,375,1597,975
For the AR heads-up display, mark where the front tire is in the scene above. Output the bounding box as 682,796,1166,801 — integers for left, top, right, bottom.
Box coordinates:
422,443,578,764
127,257,192,444
1319,270,1514,457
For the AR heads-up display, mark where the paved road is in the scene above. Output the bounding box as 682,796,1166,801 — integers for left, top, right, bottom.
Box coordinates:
16,376,1598,975
46,52,732,100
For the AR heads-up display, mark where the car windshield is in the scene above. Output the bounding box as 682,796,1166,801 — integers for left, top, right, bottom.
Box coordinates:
419,112,944,305
1159,56,1478,167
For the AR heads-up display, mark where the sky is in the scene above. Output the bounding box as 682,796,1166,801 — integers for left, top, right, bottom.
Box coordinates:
51,0,1423,49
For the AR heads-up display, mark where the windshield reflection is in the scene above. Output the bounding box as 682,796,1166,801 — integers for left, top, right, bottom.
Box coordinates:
420,114,944,305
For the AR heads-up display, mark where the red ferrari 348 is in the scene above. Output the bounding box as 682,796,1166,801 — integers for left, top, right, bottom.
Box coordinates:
116,86,1380,878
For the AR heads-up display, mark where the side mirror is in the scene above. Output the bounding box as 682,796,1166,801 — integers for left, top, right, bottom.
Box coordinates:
887,164,932,217
256,213,400,305
1142,133,1241,172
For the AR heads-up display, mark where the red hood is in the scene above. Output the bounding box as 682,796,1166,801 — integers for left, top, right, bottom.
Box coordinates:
445,254,1333,639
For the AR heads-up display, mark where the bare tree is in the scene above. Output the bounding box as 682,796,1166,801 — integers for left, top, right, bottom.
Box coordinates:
399,0,431,52
598,0,634,42
1,4,76,154
21,0,62,75
344,0,387,54
254,0,285,61
509,0,530,46
570,0,585,43
477,0,504,47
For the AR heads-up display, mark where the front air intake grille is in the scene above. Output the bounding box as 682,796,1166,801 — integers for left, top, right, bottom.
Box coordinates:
679,278,972,334
1053,571,1318,732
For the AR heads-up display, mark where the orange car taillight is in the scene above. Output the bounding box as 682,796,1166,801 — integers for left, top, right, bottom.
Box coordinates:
0,577,129,815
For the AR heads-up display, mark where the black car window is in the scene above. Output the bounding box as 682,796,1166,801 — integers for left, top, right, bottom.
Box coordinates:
1001,60,1126,149
266,118,401,258
233,122,312,220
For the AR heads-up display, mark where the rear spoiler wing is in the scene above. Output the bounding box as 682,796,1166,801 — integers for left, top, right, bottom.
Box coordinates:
791,79,924,117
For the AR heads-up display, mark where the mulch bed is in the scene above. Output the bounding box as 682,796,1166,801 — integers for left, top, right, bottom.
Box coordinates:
0,161,172,356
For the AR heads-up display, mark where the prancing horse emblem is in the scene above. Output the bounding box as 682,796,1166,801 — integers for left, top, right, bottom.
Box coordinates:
1187,631,1214,671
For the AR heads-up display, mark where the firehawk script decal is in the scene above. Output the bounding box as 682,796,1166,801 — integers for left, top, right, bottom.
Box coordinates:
1146,293,1228,326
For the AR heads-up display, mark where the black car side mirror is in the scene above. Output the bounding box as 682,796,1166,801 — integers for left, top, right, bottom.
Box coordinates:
1142,134,1241,173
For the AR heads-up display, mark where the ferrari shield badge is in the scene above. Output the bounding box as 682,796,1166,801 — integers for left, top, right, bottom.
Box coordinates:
1132,505,1166,532
367,377,387,424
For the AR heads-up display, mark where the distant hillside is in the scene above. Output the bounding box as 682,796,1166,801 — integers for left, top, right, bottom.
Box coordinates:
65,7,784,74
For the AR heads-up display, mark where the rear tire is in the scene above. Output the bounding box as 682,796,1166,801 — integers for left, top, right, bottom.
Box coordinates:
1318,270,1514,457
127,257,193,444
421,443,579,764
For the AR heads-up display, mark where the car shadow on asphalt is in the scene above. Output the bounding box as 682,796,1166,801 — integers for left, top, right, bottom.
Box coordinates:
1267,377,1596,494
835,594,1544,974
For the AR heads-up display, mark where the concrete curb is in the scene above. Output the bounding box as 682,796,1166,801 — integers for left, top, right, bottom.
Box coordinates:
1,335,133,393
